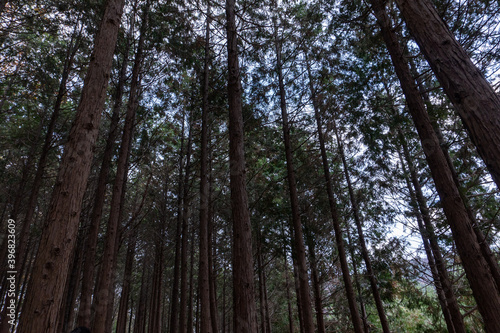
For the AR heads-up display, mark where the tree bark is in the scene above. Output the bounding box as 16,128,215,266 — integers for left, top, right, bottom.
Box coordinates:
77,26,129,328
179,115,193,333
370,1,500,331
16,0,125,330
394,0,500,190
225,0,259,331
199,4,213,332
92,4,147,331
116,227,138,333
305,229,326,333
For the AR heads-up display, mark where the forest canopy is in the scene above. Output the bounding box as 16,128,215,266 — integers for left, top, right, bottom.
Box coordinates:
0,0,500,332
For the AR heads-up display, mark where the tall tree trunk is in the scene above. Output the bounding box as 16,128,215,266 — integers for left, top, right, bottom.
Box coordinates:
397,148,459,333
170,111,187,333
149,236,164,333
179,116,193,333
116,227,138,333
208,161,219,333
199,5,213,331
345,223,370,333
57,222,86,333
306,59,364,333
305,230,326,333
0,29,82,333
370,1,500,330
134,259,149,333
16,0,125,330
187,222,196,333
409,44,500,293
92,4,147,331
284,255,295,333
274,14,315,333
397,130,466,333
393,0,500,190
333,120,390,333
77,27,129,328
225,0,258,331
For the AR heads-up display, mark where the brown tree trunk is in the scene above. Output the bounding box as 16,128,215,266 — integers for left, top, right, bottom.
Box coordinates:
307,59,364,333
225,0,258,331
187,222,196,333
77,27,129,328
305,230,326,333
394,0,500,190
116,227,138,333
199,5,213,332
274,16,315,333
134,259,149,333
370,1,500,330
92,4,147,331
170,109,187,333
333,120,391,333
149,236,164,333
345,223,370,333
16,0,125,330
179,116,193,333
57,223,85,333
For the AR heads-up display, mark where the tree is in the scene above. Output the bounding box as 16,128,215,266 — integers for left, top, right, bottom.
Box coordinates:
16,0,126,330
394,0,500,190
370,0,500,330
225,0,258,331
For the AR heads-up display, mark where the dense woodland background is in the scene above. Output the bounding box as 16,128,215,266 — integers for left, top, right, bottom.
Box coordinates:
1,0,500,332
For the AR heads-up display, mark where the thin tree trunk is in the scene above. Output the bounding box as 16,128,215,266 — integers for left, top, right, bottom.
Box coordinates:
149,237,164,333
333,120,390,333
274,16,315,333
370,1,500,330
92,4,147,330
345,224,369,333
199,3,212,331
225,0,258,331
394,0,500,190
398,130,466,333
397,148,458,333
179,116,193,333
134,259,149,333
170,111,186,333
187,223,196,333
306,58,364,333
16,0,125,329
305,230,326,333
284,256,295,333
116,227,138,333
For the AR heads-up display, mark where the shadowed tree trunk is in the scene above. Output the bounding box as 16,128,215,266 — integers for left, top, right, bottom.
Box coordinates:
16,0,125,330
116,227,138,333
393,0,500,190
370,1,500,330
77,25,130,328
274,13,315,333
225,0,258,331
92,4,147,331
199,3,213,331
